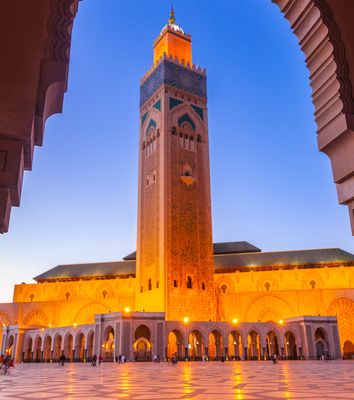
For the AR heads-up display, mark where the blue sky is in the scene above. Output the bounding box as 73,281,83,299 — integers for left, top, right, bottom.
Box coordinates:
0,0,353,302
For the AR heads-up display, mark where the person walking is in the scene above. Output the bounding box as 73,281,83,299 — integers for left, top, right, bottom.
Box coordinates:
91,354,97,367
98,355,103,365
2,355,11,375
59,353,66,367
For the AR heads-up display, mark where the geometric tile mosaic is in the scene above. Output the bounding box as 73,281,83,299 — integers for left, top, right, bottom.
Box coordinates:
1,361,354,399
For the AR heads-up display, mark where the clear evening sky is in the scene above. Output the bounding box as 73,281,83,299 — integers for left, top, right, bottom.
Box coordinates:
0,0,353,303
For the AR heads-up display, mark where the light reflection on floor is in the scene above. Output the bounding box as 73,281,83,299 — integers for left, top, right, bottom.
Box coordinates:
1,360,354,399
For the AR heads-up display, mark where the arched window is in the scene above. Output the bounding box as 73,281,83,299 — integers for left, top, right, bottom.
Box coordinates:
264,282,271,292
102,290,107,299
201,282,206,290
29,293,35,302
140,286,143,293
197,135,202,143
65,292,71,301
172,127,177,135
187,276,192,289
220,284,228,293
148,279,152,291
156,281,159,288
309,280,317,289
173,280,178,288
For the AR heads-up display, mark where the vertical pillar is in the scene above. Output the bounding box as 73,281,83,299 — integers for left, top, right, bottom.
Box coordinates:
262,347,266,360
185,346,189,361
281,347,284,359
204,347,209,360
224,347,228,360
243,347,248,360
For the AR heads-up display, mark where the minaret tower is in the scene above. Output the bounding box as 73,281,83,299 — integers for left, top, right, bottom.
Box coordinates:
136,9,215,321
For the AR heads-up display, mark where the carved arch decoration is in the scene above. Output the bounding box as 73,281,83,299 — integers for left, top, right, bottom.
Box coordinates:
272,0,354,233
23,309,49,327
327,297,354,344
74,302,110,325
245,294,295,322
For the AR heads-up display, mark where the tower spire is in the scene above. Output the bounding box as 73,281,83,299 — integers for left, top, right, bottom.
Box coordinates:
169,5,175,25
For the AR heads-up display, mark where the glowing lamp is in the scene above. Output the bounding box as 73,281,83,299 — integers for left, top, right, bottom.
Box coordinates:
183,317,189,324
73,322,77,327
278,319,284,325
232,318,238,324
124,307,131,313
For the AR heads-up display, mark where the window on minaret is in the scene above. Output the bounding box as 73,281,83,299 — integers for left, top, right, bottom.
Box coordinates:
201,282,205,290
173,280,178,288
29,293,35,302
65,292,71,301
187,276,192,289
140,286,143,293
148,279,152,291
156,281,159,288
102,290,107,299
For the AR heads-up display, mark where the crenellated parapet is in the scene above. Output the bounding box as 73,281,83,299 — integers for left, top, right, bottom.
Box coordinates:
140,54,207,107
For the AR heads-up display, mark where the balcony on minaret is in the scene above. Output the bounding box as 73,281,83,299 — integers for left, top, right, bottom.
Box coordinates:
153,7,192,66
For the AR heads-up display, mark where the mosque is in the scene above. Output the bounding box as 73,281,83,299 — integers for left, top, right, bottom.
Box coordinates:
1,9,354,363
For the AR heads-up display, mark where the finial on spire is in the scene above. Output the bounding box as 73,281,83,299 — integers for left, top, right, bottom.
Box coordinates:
169,5,175,25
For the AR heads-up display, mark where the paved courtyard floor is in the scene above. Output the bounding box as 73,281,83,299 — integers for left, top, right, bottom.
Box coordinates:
1,361,354,399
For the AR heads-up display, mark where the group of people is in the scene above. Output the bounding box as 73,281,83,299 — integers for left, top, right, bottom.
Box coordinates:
0,354,14,375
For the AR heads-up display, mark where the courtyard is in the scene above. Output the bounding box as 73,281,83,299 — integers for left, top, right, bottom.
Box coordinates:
1,361,354,399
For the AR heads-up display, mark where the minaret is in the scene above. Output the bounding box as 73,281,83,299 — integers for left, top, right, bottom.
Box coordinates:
136,9,215,321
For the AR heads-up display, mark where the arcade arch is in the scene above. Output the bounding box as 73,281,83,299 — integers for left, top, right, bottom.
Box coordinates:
33,336,42,362
228,330,242,360
103,326,114,361
167,329,184,360
64,333,74,360
53,334,62,361
134,324,152,361
75,332,85,361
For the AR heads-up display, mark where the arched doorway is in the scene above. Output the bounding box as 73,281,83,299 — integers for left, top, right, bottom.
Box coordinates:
315,328,329,359
7,335,14,357
53,334,62,361
266,331,280,359
103,326,114,361
343,340,354,360
34,336,42,362
134,324,152,361
284,331,297,359
248,331,260,360
167,329,184,360
24,337,33,362
86,330,94,360
64,333,74,361
43,335,52,362
209,330,223,360
228,331,242,360
75,332,85,361
188,330,204,361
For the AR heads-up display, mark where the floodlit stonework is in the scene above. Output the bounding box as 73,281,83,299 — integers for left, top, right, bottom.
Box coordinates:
1,9,354,365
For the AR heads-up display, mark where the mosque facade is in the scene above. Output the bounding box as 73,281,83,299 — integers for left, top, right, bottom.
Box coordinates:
1,9,354,363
